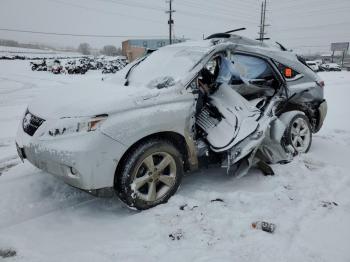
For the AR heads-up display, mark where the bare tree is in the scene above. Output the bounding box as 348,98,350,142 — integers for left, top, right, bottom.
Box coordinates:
78,43,91,55
101,45,121,56
0,39,19,47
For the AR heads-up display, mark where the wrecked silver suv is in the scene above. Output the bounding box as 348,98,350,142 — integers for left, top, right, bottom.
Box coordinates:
16,35,327,210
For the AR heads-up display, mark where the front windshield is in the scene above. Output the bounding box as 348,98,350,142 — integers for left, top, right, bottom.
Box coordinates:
127,45,209,89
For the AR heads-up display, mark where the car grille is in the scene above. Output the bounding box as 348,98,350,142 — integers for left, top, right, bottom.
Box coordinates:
22,110,45,136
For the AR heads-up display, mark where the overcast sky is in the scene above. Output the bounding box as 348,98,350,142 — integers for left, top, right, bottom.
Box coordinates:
0,0,349,54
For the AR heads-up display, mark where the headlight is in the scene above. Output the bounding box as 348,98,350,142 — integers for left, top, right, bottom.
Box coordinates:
43,115,107,138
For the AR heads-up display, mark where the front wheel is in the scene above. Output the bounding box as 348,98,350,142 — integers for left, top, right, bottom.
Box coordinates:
285,114,312,154
116,139,183,210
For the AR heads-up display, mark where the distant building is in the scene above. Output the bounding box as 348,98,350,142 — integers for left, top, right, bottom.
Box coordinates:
122,38,185,62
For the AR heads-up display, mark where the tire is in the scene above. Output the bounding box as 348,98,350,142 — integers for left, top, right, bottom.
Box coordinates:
116,139,183,210
284,114,312,154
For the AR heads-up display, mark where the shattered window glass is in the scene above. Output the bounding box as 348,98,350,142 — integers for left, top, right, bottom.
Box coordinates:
231,54,272,80
216,56,241,84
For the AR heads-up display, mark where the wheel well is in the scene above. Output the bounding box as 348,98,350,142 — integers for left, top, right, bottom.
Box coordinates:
114,132,190,186
278,103,316,132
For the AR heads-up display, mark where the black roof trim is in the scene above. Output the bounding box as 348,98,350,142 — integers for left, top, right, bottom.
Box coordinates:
205,33,231,40
205,28,246,40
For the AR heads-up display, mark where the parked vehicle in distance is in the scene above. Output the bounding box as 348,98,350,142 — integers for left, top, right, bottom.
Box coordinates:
306,61,319,72
29,56,128,75
51,60,64,74
65,60,88,74
30,59,48,71
320,63,342,71
16,33,327,210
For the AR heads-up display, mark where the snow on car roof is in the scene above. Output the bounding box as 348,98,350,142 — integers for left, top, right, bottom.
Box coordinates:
127,43,212,88
120,35,317,88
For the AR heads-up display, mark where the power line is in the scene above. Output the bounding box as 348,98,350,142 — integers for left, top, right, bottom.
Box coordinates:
97,0,163,12
40,0,202,32
97,0,256,24
0,28,167,38
176,0,255,18
182,0,257,11
272,21,350,33
177,9,256,24
42,0,164,25
272,0,350,11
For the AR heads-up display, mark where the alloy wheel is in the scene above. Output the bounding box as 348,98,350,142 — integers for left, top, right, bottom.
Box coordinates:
290,117,311,153
130,152,177,202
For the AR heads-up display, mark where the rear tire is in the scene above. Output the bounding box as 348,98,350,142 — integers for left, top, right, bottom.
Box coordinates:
116,139,183,210
284,114,312,154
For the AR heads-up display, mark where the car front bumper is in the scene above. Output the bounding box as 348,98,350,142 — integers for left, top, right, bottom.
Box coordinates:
15,125,127,191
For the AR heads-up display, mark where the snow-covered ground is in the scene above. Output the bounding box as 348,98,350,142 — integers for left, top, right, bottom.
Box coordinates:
0,60,349,262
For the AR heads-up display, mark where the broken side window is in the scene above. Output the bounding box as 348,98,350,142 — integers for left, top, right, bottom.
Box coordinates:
216,56,241,85
230,54,272,80
227,54,279,98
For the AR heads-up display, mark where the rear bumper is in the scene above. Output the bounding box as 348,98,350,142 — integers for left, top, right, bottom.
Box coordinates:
16,126,127,191
315,100,328,132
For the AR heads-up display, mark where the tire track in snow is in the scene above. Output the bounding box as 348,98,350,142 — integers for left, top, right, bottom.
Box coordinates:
0,168,96,229
0,155,21,176
0,197,97,230
0,77,37,94
0,155,98,230
11,73,70,85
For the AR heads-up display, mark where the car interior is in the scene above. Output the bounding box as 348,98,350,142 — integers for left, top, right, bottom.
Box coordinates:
193,51,276,154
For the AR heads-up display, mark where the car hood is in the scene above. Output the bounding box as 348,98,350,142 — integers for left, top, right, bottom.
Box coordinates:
28,79,162,119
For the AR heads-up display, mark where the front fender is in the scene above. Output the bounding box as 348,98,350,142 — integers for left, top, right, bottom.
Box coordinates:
100,98,195,148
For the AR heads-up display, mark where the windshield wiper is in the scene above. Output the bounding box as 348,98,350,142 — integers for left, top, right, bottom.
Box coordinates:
124,56,148,86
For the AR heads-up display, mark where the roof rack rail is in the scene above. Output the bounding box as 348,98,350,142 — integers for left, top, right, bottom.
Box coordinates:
275,42,288,51
224,28,246,34
205,27,246,40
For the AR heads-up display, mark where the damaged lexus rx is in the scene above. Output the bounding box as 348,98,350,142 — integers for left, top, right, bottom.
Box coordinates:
16,34,327,210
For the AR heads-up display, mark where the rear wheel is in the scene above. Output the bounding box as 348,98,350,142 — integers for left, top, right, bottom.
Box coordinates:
285,114,312,154
116,139,183,210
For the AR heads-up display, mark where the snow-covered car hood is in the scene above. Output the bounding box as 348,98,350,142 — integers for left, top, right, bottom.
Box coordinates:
28,79,162,119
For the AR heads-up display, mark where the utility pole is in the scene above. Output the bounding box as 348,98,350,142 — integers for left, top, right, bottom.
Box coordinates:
166,0,175,45
258,0,269,42
259,1,264,41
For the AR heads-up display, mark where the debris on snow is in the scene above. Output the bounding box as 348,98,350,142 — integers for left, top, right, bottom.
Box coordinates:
0,248,17,258
179,204,199,211
210,198,224,203
321,201,339,209
283,185,293,190
190,205,199,210
252,221,276,233
168,229,184,241
179,204,187,211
